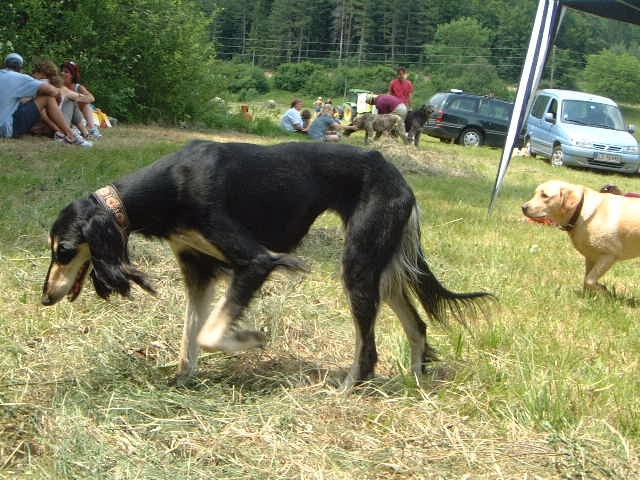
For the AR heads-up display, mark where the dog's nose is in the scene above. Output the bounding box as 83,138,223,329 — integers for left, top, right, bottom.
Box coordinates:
521,204,529,214
41,294,53,306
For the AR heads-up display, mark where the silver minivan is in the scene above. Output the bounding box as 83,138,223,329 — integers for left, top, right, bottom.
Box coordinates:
525,89,640,173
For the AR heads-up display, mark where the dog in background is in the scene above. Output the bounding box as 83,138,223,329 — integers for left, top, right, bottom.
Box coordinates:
600,184,640,198
42,140,491,390
405,104,435,147
345,113,407,145
522,179,640,293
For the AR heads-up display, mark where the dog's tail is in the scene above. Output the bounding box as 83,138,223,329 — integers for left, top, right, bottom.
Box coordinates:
381,207,493,326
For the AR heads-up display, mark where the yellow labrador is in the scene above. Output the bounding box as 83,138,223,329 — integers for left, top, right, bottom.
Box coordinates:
522,179,640,293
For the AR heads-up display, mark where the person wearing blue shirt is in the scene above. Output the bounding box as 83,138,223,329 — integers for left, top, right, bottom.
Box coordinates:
281,99,307,133
307,104,357,141
0,53,92,146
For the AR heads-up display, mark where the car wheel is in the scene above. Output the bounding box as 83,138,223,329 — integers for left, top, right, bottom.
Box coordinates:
551,145,564,167
460,128,483,147
525,138,536,157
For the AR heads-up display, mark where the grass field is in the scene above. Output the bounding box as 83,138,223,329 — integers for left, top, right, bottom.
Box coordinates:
2,125,640,479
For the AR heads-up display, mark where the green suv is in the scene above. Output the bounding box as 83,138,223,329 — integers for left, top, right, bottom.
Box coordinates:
424,90,514,147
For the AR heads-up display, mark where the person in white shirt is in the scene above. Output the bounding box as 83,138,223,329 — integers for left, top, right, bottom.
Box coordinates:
280,98,307,133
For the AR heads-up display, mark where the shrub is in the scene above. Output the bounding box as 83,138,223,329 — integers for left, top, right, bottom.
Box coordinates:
273,62,318,92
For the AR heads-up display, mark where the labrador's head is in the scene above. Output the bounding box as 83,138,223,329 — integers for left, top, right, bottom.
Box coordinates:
521,180,583,224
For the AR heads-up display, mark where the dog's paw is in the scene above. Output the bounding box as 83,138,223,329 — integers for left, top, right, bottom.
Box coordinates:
170,372,198,388
211,329,266,354
272,253,309,273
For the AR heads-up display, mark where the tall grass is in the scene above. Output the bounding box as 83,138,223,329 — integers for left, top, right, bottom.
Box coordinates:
1,126,639,479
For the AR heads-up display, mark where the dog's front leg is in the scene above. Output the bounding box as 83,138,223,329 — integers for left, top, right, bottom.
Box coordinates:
584,255,616,293
171,247,220,384
413,129,421,147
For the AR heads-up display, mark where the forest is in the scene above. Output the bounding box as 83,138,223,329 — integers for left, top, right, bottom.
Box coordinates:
2,0,639,125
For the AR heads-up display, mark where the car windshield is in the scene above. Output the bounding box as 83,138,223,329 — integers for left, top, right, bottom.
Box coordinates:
561,100,625,130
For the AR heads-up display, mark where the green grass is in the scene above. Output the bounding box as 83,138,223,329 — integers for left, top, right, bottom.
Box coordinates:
1,125,640,479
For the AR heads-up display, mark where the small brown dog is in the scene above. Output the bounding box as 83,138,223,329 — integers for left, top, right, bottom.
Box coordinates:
345,113,407,145
522,180,640,293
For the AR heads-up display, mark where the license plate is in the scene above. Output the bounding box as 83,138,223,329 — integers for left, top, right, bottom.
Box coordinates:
594,152,622,164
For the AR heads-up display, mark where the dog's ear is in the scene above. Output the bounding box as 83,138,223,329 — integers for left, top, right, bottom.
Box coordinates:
559,186,582,216
83,211,156,299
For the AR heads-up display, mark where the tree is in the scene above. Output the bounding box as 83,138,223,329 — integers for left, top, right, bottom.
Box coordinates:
426,17,508,97
581,48,640,103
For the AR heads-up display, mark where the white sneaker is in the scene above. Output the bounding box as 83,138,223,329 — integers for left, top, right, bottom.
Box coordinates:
87,126,102,139
71,135,93,147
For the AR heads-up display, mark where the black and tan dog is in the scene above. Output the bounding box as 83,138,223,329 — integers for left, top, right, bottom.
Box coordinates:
42,140,490,390
345,113,407,145
405,104,435,147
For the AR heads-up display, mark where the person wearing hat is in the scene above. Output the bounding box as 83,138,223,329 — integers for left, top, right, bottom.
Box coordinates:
366,93,408,121
388,66,413,107
0,53,92,146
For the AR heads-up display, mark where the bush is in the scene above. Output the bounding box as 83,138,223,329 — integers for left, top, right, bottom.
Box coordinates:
227,64,270,97
273,62,319,92
301,64,396,99
1,0,220,124
431,57,510,99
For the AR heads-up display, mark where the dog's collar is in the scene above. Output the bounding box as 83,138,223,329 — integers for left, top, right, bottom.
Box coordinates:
560,192,584,232
91,185,130,233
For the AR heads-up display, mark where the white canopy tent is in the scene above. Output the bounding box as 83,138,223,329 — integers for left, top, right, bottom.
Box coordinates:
488,0,640,211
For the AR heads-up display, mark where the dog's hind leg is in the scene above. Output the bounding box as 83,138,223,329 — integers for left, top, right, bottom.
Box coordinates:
386,289,437,378
341,191,415,390
197,251,305,353
341,262,381,390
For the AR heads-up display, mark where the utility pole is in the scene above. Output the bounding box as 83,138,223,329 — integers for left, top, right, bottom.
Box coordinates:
549,45,556,88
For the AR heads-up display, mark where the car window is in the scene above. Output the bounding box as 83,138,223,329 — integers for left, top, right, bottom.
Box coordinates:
428,93,447,110
561,100,625,130
547,99,558,120
530,95,550,118
492,101,512,121
447,96,478,112
478,100,494,117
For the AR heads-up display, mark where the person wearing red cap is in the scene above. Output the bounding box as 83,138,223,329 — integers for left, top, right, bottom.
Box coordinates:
60,60,102,139
0,53,92,146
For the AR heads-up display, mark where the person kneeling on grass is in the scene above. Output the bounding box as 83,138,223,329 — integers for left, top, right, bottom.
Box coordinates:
0,53,92,147
307,104,357,142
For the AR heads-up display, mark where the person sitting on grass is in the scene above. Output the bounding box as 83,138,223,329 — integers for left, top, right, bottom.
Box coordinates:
29,60,91,139
60,60,102,139
0,53,92,147
307,104,357,142
280,98,308,133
